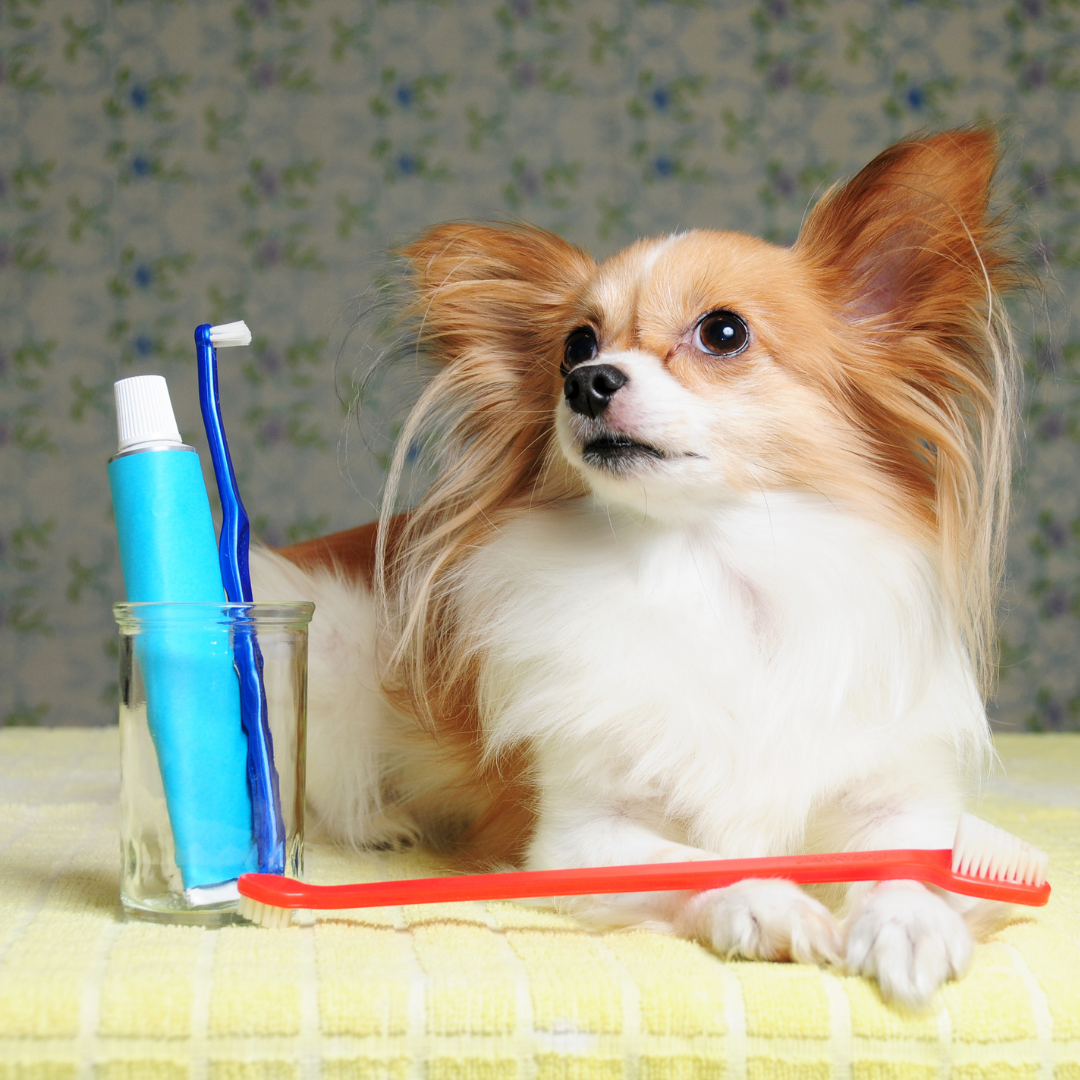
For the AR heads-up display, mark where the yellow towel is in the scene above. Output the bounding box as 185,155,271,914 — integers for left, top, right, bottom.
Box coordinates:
1,728,1078,1079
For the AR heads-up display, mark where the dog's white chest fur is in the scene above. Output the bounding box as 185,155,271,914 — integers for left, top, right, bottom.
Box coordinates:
457,492,985,862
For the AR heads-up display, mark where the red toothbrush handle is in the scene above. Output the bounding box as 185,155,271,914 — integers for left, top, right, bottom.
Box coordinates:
239,848,1050,909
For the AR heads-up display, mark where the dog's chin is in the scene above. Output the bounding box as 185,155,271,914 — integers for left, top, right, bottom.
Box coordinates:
579,434,666,473
567,435,735,522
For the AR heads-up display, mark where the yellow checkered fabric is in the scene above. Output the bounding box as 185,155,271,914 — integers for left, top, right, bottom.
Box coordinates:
1,728,1078,1079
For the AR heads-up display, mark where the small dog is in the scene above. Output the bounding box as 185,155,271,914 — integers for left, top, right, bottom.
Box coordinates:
252,128,1023,1006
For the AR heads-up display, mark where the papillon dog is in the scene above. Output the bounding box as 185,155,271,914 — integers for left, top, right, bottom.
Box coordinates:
252,128,1023,1006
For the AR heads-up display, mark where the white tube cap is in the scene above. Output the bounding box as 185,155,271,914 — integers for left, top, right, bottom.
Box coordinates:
114,375,183,452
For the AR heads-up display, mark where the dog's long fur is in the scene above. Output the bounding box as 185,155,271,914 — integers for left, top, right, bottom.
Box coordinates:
252,129,1024,1006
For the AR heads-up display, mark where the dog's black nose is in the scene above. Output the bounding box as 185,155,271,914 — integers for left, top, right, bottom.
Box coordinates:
564,364,628,418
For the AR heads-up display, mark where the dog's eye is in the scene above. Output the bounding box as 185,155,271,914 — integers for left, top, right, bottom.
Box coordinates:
695,311,749,357
562,328,598,374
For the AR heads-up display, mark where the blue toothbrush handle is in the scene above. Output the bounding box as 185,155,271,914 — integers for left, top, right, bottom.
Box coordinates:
234,623,285,876
195,323,287,876
195,324,253,604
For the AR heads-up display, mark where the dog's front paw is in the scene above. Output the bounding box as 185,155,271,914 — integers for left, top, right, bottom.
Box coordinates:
675,879,842,966
845,881,972,1007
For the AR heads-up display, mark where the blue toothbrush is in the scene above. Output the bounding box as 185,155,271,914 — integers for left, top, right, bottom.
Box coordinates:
195,321,286,877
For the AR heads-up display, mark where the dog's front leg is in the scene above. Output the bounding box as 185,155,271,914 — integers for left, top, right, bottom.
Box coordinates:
844,880,974,1007
526,801,842,965
832,809,1003,1007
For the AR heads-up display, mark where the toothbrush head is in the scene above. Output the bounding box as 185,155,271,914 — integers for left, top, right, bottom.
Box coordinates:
209,321,252,348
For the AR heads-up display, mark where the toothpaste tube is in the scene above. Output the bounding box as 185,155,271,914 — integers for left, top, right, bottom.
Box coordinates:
108,375,257,896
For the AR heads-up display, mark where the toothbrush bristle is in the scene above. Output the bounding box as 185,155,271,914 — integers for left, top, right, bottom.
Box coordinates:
238,892,293,929
952,813,1048,887
209,320,252,348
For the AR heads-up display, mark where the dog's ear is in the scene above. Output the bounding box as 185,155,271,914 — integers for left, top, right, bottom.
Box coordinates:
797,129,1023,700
382,224,595,730
796,128,1011,325
398,222,596,370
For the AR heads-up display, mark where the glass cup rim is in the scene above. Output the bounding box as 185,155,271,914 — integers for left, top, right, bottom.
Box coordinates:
113,600,315,628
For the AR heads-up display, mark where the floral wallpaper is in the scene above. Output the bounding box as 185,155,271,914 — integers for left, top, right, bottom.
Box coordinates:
2,0,1079,729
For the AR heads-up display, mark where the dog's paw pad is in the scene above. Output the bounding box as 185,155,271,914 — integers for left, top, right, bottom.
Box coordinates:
845,881,972,1007
676,878,842,966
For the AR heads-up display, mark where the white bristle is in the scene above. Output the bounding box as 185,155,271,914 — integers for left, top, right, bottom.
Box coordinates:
208,320,252,348
238,893,294,929
952,813,1048,887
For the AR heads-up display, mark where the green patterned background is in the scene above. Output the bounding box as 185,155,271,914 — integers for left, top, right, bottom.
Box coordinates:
2,0,1079,730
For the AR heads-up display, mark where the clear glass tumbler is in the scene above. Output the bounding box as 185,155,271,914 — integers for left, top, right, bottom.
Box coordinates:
114,601,314,926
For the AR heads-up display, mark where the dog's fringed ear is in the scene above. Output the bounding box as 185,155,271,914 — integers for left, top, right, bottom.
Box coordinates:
398,222,596,370
380,224,596,733
797,128,1022,701
796,128,1009,325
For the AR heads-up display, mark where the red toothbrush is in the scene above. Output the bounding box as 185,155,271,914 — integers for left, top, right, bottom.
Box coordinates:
237,812,1049,928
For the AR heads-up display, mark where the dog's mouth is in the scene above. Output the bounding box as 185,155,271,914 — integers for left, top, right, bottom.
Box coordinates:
581,434,665,470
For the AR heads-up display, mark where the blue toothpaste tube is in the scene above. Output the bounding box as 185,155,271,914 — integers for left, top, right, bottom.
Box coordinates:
108,375,257,898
